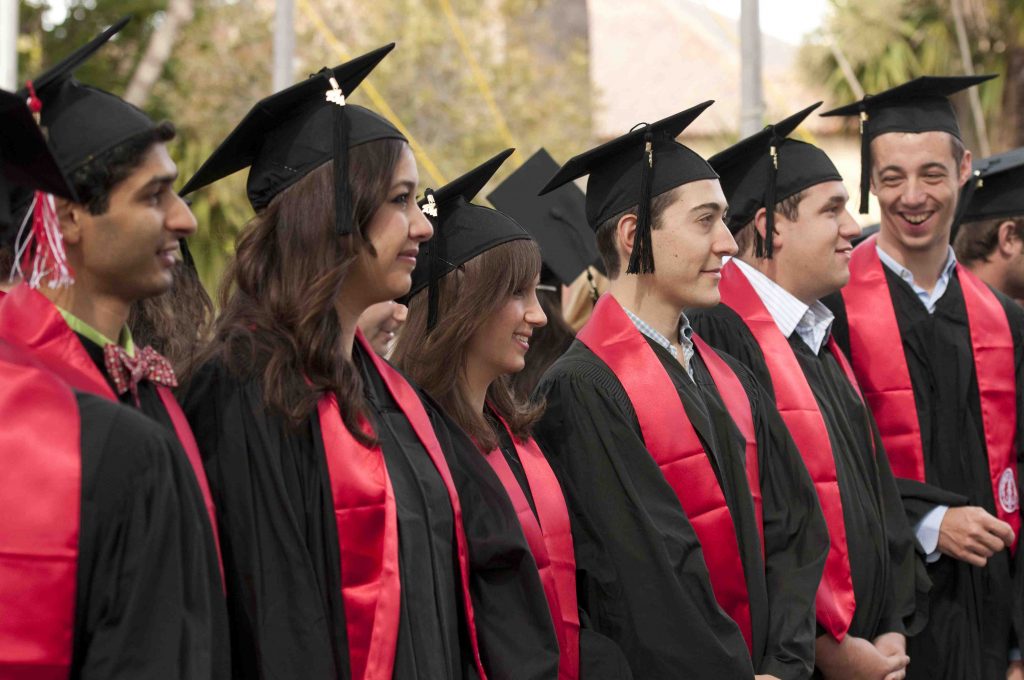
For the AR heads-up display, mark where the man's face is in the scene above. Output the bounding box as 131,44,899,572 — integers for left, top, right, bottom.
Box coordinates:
67,142,197,303
871,130,972,253
645,179,737,309
773,181,861,302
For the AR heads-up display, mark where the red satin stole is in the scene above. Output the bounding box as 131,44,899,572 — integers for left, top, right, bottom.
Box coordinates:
0,283,224,575
318,331,488,680
0,342,81,679
577,293,762,652
719,261,857,640
842,236,1019,550
484,415,580,680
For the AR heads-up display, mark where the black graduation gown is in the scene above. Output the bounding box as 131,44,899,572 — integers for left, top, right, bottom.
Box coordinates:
489,416,635,680
689,303,930,643
534,336,829,680
183,343,558,680
824,267,1024,680
73,391,229,680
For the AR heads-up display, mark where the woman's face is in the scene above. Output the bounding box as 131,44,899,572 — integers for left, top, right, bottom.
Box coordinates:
466,273,548,381
345,145,433,309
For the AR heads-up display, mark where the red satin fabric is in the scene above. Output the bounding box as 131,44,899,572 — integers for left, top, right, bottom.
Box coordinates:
843,238,1019,551
357,332,488,679
577,294,757,652
318,395,401,680
0,342,81,679
484,416,580,680
719,262,856,640
0,283,224,576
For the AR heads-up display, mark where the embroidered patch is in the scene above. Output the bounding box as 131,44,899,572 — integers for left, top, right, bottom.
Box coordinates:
999,467,1019,514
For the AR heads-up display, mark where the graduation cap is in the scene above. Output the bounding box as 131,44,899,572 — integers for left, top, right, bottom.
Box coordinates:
405,148,529,329
709,102,842,258
22,16,159,175
539,101,718,275
487,148,600,289
821,75,996,214
957,147,1024,226
180,44,404,236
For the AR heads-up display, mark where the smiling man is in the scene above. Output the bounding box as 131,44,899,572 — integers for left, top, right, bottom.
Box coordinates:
821,76,1024,680
534,102,828,679
690,104,929,680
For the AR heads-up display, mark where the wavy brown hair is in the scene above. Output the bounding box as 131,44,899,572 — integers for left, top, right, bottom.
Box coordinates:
393,238,544,451
198,139,406,444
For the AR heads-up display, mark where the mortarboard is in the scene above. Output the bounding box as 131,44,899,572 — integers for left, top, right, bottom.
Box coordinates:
405,148,530,329
539,101,718,275
180,44,404,236
487,148,600,287
709,102,842,257
820,75,996,214
957,147,1024,227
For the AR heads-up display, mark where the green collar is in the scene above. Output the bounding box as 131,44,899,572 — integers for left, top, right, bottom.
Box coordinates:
56,306,136,357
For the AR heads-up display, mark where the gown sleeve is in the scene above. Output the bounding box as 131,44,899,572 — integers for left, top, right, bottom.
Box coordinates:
533,356,756,680
74,393,229,680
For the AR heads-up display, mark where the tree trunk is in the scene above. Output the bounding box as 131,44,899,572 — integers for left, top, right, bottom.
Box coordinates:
124,0,194,108
1003,46,1024,150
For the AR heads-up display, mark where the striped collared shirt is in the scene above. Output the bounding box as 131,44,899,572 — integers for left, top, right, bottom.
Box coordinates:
731,257,835,355
623,306,695,378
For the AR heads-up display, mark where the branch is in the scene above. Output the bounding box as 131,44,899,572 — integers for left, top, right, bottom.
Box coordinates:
123,0,195,108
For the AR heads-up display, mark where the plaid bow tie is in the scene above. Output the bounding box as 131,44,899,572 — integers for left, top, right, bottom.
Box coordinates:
103,344,178,407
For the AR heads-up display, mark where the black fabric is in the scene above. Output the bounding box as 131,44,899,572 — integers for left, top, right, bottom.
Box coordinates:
959,147,1024,224
690,302,930,643
824,266,1024,680
183,343,558,679
72,391,228,680
487,148,600,286
533,335,828,679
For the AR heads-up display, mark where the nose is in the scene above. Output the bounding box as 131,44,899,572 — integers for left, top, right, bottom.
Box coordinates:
839,209,862,241
410,205,434,242
713,217,738,257
526,291,548,328
168,193,198,237
901,177,927,207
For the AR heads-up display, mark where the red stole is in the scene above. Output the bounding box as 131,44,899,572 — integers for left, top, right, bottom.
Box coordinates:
0,284,224,576
842,236,1020,549
577,293,762,652
719,261,858,640
484,415,580,680
317,331,487,680
0,342,81,679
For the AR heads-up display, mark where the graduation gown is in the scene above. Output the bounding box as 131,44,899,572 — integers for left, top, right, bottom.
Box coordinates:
534,333,828,680
487,415,634,680
0,343,228,679
183,339,558,680
690,302,929,642
824,263,1024,679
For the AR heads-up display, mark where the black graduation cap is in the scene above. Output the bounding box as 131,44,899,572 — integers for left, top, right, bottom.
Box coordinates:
487,148,600,287
957,147,1024,225
0,88,78,242
539,101,718,275
180,44,404,236
820,75,996,214
22,16,158,174
405,148,530,329
709,102,842,257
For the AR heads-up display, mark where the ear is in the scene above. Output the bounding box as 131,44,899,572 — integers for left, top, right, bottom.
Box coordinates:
998,220,1023,257
617,212,638,266
752,206,782,255
958,148,974,188
55,198,84,246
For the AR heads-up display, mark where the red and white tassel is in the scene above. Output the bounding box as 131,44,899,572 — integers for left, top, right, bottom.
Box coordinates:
12,191,75,289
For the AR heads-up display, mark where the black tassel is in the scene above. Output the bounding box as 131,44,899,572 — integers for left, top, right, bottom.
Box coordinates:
627,131,656,274
759,129,780,259
320,69,352,235
424,190,442,330
858,106,870,215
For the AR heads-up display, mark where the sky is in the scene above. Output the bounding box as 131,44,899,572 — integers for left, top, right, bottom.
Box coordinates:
700,0,831,45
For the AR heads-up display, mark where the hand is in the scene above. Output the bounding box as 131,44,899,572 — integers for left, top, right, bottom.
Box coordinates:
816,634,909,680
357,301,409,357
874,632,908,680
754,676,781,680
1008,660,1024,680
937,506,1015,567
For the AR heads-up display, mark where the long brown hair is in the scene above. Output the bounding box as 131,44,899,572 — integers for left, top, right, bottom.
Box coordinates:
198,139,406,444
393,238,543,451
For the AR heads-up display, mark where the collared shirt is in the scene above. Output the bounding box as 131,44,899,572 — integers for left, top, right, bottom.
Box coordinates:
876,244,958,314
623,306,695,379
731,258,835,355
56,306,136,356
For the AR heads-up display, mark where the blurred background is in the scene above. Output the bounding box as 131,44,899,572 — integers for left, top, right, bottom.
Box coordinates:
3,0,1022,293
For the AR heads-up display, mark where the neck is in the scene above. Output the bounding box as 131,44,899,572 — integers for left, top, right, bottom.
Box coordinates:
42,282,130,342
742,254,820,306
462,358,495,424
336,296,365,360
964,257,1006,294
876,226,950,292
606,274,681,343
